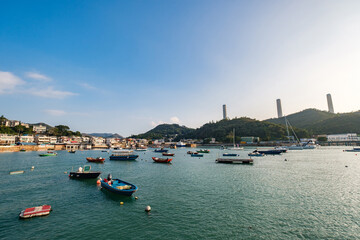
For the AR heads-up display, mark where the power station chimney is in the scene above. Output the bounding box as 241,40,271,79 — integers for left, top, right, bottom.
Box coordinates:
276,99,283,118
327,94,334,113
223,104,227,120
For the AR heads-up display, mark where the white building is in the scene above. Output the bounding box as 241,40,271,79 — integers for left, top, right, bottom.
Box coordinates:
91,137,106,146
18,135,35,143
35,135,57,144
327,133,359,142
0,134,16,145
33,125,47,133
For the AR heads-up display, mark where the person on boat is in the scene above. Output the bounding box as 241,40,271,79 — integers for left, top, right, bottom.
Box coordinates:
78,167,83,173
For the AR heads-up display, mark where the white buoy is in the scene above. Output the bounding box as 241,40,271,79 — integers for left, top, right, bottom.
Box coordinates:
145,205,151,212
31,166,35,170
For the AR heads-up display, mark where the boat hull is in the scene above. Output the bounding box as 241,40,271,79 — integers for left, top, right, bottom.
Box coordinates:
101,179,138,196
216,158,253,164
223,153,238,157
162,153,174,156
152,157,172,163
19,205,51,219
109,155,139,161
257,150,282,155
86,157,105,163
191,154,203,157
154,149,168,153
69,171,101,179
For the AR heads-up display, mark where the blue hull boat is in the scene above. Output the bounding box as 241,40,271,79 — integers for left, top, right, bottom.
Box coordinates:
191,154,203,157
154,149,168,153
109,155,138,160
256,150,282,155
223,153,238,157
101,179,138,196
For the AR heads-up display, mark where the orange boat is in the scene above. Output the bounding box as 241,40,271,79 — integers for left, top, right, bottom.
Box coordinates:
152,157,172,163
86,157,105,163
19,205,52,219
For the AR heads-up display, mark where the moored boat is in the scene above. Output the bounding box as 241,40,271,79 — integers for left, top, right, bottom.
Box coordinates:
19,205,52,219
152,157,172,163
135,148,147,151
191,153,203,157
101,175,138,196
86,157,105,163
68,150,76,153
154,148,168,153
162,152,174,156
344,147,360,152
216,158,253,164
197,149,210,153
248,152,264,157
176,141,186,147
69,165,101,179
39,151,57,157
110,150,139,161
223,153,238,157
256,149,282,155
187,151,194,154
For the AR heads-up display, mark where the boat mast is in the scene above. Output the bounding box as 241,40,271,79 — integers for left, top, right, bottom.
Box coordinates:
285,116,290,141
233,128,235,147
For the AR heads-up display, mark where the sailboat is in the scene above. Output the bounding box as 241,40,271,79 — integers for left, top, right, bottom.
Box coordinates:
284,117,303,150
229,128,244,150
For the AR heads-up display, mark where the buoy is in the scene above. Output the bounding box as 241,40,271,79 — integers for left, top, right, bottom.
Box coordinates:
96,179,101,185
31,166,35,170
120,202,124,205
64,171,67,174
135,197,138,200
145,205,151,212
284,159,287,161
345,165,348,167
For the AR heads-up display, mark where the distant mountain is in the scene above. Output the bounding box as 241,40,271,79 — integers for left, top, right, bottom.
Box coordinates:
265,108,360,135
131,124,194,139
87,133,123,138
181,117,310,142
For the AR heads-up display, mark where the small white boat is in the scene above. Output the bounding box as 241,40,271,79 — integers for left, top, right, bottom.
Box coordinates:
135,148,147,151
288,145,303,150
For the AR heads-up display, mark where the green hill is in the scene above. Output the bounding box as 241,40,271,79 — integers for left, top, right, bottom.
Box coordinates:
182,117,310,142
266,108,360,135
266,109,335,129
131,124,194,139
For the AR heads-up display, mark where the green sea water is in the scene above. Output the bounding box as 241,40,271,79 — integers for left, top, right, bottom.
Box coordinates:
0,147,359,239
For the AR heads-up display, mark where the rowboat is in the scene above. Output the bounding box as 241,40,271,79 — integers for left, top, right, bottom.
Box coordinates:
68,150,76,153
223,153,238,157
152,157,172,163
69,165,101,179
162,152,174,156
10,170,24,175
101,177,138,196
19,205,51,219
86,157,105,163
39,151,57,157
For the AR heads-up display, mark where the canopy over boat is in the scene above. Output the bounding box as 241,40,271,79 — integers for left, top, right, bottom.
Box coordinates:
69,165,101,179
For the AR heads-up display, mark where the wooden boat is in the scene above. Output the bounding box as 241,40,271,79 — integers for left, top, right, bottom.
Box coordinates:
110,150,139,161
19,205,51,219
197,149,210,153
101,178,138,196
191,153,203,157
216,158,253,164
86,157,105,163
152,157,172,163
154,148,168,153
69,165,101,179
162,152,174,156
223,153,238,157
39,151,57,157
187,151,194,154
68,150,76,153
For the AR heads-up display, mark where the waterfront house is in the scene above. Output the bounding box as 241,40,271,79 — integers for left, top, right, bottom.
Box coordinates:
0,134,16,145
17,135,35,143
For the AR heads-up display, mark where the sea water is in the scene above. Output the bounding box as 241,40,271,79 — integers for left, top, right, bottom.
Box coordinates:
0,147,359,239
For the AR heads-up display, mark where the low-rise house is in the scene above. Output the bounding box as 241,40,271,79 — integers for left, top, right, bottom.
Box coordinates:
18,135,35,143
0,134,16,145
33,125,47,133
35,135,57,144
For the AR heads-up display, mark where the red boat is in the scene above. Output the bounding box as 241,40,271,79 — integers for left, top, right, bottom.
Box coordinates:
86,157,105,163
152,157,172,163
19,205,51,219
162,152,174,156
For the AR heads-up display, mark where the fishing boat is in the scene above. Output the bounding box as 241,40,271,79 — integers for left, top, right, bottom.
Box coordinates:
101,174,138,196
154,148,168,153
274,146,288,153
216,158,253,164
135,148,147,151
162,152,174,156
344,147,360,152
248,152,265,157
86,157,105,163
187,151,194,154
19,205,52,219
228,129,244,150
69,165,101,179
39,151,57,157
176,141,186,147
109,150,139,161
223,153,238,157
152,157,172,163
68,150,76,153
197,149,210,153
191,153,203,157
19,149,26,152
256,149,282,155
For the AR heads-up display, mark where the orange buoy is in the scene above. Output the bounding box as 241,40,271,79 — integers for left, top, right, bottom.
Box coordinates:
96,179,101,185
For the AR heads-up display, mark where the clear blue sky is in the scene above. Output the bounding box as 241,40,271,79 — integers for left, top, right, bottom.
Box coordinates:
1,0,360,136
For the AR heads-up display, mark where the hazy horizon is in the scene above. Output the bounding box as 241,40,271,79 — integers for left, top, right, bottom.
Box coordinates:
1,0,360,136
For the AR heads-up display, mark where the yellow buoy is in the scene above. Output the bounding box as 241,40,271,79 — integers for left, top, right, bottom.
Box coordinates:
120,202,124,205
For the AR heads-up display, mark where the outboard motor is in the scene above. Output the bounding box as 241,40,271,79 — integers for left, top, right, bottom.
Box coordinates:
107,173,112,181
